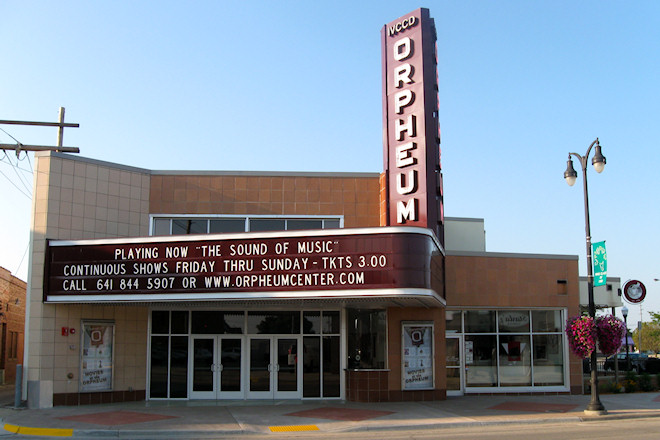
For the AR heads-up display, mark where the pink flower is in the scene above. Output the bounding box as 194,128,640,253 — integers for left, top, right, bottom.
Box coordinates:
566,316,596,358
565,314,626,358
596,315,626,356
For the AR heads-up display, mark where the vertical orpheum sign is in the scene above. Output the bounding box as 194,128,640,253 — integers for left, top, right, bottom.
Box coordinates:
382,8,444,245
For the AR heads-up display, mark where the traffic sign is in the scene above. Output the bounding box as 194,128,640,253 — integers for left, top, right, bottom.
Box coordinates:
623,279,646,304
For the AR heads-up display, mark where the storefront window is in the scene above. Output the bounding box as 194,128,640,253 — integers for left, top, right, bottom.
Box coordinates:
248,311,300,334
445,310,462,332
498,310,530,333
347,309,386,369
170,336,188,398
303,311,339,335
303,311,340,398
150,311,190,399
465,335,497,387
323,336,341,397
191,311,244,334
498,334,531,386
303,312,320,334
465,310,496,333
457,309,565,390
152,310,170,334
171,311,189,334
533,334,564,385
532,310,562,332
150,336,168,398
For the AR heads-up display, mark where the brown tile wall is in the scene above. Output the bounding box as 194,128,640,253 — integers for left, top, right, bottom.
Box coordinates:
445,254,583,394
149,174,381,228
379,173,388,226
445,254,579,309
345,307,446,402
345,370,445,402
53,389,146,406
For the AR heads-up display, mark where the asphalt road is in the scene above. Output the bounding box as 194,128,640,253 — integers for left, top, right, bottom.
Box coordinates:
209,418,660,440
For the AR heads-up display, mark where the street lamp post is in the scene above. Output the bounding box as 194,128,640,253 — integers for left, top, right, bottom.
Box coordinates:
622,305,630,371
564,138,607,414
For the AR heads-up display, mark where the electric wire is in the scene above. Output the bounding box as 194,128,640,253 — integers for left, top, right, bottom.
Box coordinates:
0,127,33,279
0,128,34,194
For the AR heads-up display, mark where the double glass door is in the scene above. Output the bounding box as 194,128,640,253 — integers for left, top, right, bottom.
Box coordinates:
190,336,243,399
248,336,300,399
190,335,301,399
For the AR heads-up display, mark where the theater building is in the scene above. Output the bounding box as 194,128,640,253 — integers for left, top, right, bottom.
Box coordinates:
22,8,582,409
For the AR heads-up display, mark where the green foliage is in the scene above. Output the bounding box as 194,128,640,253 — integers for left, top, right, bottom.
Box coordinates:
638,372,654,392
649,311,660,324
623,371,637,393
631,321,660,353
601,380,622,394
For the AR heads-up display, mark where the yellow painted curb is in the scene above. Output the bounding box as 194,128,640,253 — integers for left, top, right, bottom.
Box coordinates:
4,423,73,437
269,425,319,432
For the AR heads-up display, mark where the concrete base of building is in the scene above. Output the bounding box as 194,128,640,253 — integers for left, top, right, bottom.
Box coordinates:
27,380,53,409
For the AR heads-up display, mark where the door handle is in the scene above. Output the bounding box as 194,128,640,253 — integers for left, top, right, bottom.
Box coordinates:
276,364,280,372
211,363,215,372
218,364,224,372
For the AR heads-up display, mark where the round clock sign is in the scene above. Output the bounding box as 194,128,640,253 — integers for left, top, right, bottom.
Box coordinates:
623,279,646,304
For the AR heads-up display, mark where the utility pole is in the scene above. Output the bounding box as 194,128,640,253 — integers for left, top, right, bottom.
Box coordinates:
0,107,80,154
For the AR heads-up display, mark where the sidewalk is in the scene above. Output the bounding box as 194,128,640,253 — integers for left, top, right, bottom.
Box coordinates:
1,392,660,438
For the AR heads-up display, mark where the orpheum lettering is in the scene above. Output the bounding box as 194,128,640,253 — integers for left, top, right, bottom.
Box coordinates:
383,9,442,235
392,32,419,223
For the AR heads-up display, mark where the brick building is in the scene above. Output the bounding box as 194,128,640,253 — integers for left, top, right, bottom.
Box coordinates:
0,267,26,384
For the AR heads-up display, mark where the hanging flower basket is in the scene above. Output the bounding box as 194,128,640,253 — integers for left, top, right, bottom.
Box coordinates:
565,316,596,359
596,315,626,356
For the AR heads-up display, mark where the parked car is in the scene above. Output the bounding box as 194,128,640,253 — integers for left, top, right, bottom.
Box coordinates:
603,353,660,373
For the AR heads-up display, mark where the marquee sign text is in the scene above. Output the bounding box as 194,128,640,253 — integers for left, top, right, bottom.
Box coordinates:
44,229,442,302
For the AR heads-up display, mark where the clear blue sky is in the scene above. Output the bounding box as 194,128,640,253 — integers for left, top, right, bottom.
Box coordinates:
1,1,659,326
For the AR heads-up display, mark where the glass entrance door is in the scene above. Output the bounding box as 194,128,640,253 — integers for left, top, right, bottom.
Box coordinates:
446,335,463,396
247,336,300,399
190,336,243,399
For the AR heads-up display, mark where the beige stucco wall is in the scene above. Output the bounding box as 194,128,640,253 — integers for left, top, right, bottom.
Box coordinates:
26,152,151,408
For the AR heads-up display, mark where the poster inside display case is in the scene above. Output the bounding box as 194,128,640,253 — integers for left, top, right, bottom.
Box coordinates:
402,322,434,390
80,321,114,392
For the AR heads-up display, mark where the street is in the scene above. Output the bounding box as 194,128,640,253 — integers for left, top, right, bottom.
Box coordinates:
214,418,660,440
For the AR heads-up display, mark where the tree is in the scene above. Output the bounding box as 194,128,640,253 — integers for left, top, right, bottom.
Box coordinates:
631,312,660,353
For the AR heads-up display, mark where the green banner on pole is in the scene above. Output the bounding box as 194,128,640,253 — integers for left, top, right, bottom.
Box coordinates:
592,241,607,287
